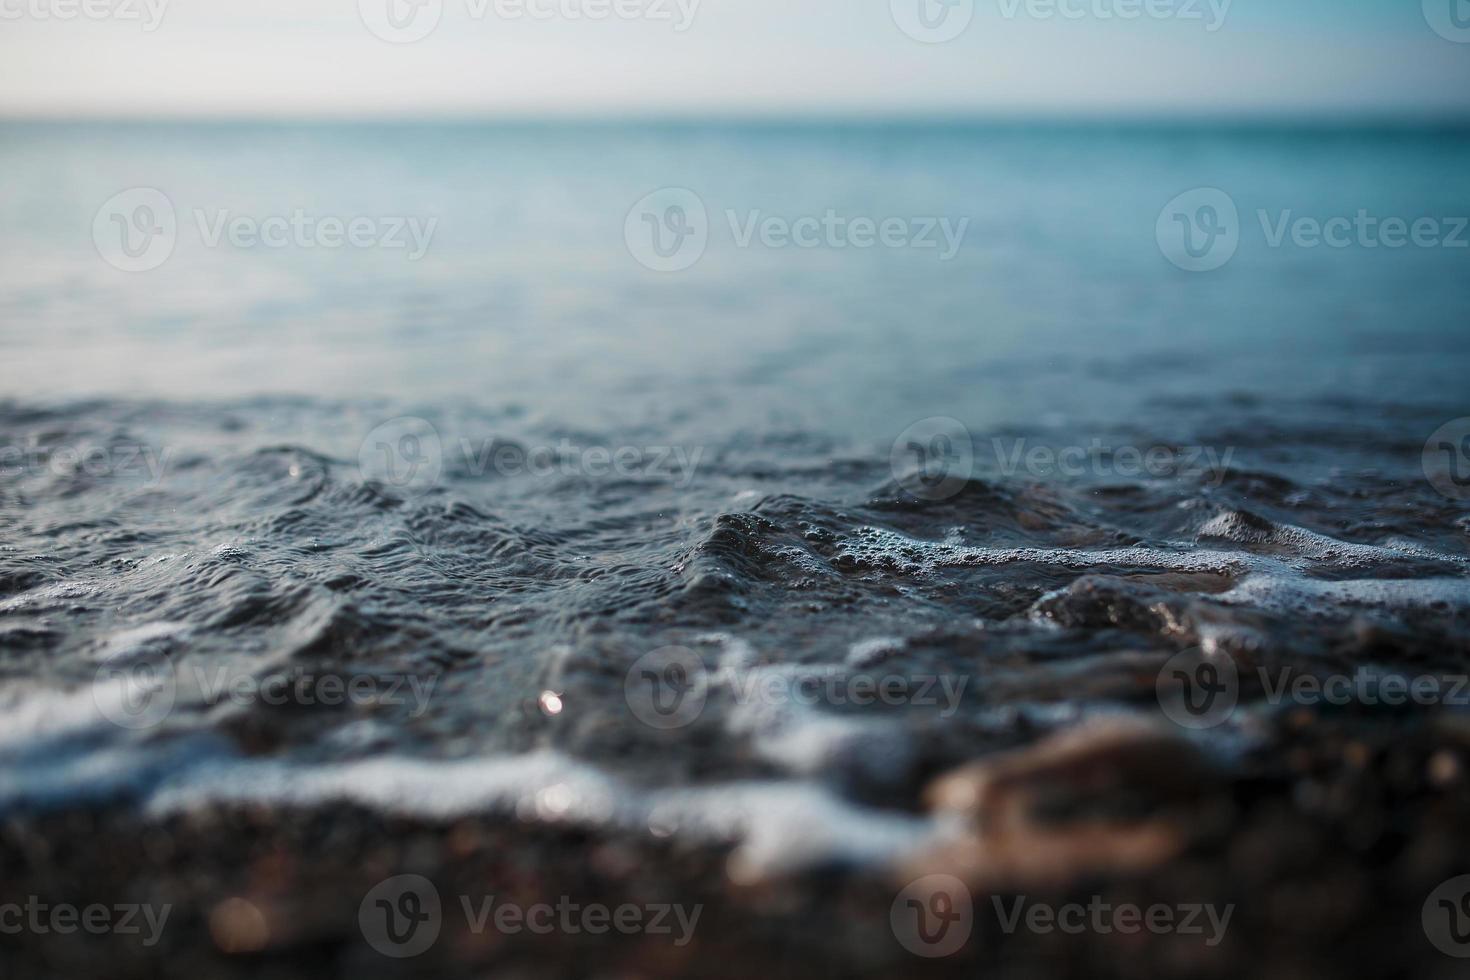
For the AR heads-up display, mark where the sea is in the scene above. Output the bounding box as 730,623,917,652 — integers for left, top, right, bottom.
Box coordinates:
1,118,1469,882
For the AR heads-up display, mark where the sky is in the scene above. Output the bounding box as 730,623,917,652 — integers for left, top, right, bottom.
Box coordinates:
1,0,1468,118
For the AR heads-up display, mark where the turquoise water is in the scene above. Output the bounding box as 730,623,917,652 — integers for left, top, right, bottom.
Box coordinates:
2,120,1467,440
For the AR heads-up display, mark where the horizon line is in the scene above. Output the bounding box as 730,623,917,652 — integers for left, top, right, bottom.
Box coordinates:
5,107,1470,128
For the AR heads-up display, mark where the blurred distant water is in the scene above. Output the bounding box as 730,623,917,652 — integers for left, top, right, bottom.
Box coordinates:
1,120,1467,437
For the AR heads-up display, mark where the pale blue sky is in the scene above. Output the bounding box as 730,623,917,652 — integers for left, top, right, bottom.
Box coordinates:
1,0,1467,117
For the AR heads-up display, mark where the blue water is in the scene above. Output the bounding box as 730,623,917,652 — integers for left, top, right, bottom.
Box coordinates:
2,120,1467,439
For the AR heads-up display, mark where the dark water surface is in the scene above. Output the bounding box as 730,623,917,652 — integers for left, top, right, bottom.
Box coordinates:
2,121,1469,976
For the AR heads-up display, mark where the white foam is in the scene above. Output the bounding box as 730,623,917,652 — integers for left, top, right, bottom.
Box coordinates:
0,684,116,748
847,637,904,667
844,526,1255,576
847,522,1468,586
1221,575,1470,614
648,780,931,879
146,749,628,824
720,661,906,777
1198,512,1463,567
0,578,105,613
142,748,939,877
0,682,229,810
90,621,190,664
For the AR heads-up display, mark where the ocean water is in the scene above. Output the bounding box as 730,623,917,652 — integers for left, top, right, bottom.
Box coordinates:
2,120,1470,972
4,121,1469,424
